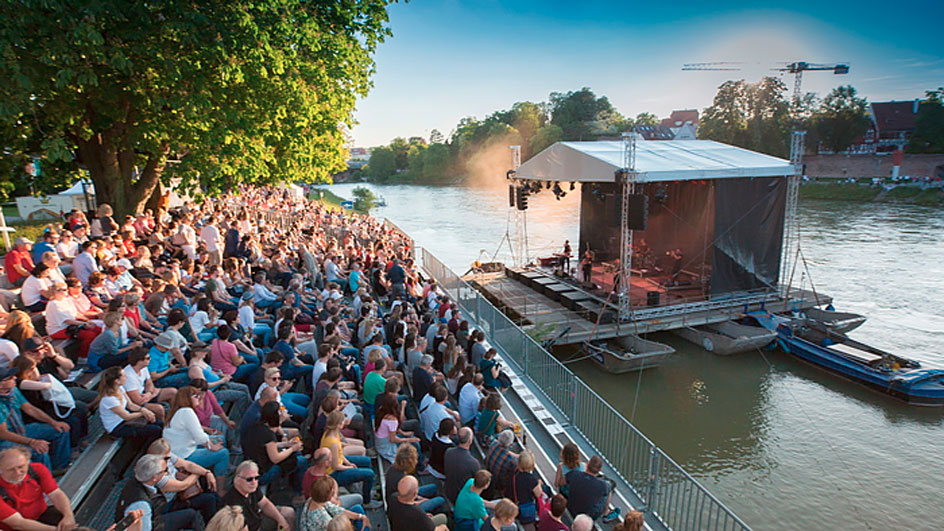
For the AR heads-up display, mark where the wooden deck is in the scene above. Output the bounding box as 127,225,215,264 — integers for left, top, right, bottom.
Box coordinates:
467,267,829,345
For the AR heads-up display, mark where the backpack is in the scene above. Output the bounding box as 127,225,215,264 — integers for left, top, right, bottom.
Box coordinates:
0,466,40,509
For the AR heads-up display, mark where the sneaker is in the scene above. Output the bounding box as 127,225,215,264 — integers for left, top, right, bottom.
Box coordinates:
365,448,377,458
602,508,621,523
365,500,383,510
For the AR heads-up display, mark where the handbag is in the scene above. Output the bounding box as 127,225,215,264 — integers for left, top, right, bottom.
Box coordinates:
175,471,206,501
512,472,538,523
39,374,75,418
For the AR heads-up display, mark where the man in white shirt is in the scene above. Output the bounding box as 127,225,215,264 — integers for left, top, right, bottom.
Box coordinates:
177,217,197,260
252,273,281,310
121,348,174,422
21,264,53,312
458,373,485,426
420,384,460,442
55,232,79,262
199,216,222,265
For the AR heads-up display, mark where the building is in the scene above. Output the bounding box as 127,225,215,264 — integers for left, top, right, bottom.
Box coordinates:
833,100,919,155
347,147,370,169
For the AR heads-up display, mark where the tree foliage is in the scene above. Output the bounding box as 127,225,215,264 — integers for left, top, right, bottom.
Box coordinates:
699,77,791,157
908,88,944,154
549,88,628,141
351,186,377,212
0,0,393,216
810,86,871,153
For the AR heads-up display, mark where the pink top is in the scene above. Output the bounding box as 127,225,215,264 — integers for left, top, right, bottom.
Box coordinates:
210,339,239,376
193,389,223,427
375,418,397,439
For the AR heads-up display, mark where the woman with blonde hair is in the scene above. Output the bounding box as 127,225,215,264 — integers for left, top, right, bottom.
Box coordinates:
1,310,35,348
504,449,545,530
321,411,376,503
483,499,519,531
207,506,247,531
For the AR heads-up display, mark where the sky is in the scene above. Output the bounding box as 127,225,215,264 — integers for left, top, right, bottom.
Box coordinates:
350,0,944,148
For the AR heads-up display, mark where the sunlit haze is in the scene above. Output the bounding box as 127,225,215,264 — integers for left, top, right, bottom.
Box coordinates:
351,0,944,147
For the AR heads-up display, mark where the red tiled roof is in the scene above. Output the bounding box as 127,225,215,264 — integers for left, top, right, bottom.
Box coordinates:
871,101,917,133
661,109,699,128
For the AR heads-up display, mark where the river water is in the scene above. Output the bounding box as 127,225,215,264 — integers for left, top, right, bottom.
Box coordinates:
325,182,944,530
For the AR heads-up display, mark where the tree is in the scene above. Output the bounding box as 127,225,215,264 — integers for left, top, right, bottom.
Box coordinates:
549,88,620,141
699,77,791,157
810,86,870,154
421,143,452,181
908,88,944,154
0,0,393,217
351,186,377,212
634,113,659,126
429,129,444,144
529,124,563,155
366,146,396,182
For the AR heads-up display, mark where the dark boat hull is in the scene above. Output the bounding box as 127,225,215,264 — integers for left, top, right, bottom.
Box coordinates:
749,313,944,406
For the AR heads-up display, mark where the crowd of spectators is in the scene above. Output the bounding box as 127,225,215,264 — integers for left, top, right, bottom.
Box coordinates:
0,186,640,531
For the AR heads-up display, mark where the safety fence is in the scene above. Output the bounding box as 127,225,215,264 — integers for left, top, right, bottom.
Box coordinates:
420,247,750,531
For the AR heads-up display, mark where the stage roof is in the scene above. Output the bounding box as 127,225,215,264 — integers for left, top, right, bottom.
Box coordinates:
514,140,794,183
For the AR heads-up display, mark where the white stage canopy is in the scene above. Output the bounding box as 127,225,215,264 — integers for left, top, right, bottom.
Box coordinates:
514,140,794,183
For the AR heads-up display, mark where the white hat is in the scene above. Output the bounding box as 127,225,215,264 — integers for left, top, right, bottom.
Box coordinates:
116,258,133,269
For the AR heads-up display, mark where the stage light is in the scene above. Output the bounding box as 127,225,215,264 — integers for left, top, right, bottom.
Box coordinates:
655,186,668,204
506,170,516,180
546,181,552,190
570,182,576,191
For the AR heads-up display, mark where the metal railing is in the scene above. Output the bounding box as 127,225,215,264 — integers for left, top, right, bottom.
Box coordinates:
420,247,750,531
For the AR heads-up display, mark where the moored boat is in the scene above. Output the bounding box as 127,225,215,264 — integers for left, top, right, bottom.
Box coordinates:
803,307,867,334
673,320,776,355
584,334,675,373
748,312,944,406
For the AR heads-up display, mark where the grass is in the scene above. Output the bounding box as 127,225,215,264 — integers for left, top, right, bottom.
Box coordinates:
0,220,52,253
884,186,922,200
309,188,348,211
798,182,880,202
911,187,944,207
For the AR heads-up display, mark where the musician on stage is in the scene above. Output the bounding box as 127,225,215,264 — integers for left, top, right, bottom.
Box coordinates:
580,250,594,285
560,240,572,272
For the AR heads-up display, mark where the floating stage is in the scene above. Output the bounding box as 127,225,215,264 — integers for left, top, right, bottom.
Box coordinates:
466,265,829,345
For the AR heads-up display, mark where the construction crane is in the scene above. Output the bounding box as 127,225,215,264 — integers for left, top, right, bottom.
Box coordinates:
682,61,850,107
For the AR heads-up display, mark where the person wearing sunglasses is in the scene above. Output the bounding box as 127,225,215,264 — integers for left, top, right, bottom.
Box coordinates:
222,460,295,531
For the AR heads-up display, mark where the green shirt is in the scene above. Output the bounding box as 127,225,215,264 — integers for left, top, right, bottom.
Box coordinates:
363,371,386,406
454,478,487,521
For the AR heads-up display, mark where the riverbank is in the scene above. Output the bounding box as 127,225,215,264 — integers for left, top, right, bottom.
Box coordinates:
799,182,944,207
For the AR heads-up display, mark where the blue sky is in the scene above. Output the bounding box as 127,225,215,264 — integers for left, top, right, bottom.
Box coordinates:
350,1,944,147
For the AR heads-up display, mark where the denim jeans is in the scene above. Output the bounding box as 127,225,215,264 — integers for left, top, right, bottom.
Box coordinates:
259,454,308,494
232,363,260,384
282,392,310,418
155,370,191,388
418,484,446,514
213,384,251,423
280,363,313,391
253,323,274,347
331,455,375,500
0,423,70,470
187,446,231,476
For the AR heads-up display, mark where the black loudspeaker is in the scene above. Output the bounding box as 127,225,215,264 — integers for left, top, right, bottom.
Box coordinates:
509,184,515,207
647,290,660,307
627,194,648,230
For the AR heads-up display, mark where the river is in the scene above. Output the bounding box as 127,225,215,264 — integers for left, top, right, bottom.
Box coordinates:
324,182,944,530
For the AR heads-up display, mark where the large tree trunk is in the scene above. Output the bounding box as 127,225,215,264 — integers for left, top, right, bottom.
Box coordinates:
75,133,168,220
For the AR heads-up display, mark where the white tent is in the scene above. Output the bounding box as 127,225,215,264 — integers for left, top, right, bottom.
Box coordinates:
514,140,793,183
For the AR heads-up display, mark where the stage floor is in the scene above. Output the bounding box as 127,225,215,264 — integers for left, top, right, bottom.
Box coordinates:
465,267,829,345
